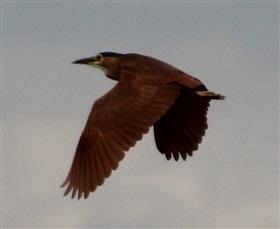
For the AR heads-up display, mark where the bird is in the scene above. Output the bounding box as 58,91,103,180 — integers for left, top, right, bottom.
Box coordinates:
61,52,225,199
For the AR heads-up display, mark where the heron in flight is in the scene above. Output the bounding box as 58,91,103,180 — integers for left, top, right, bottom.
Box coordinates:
61,52,224,199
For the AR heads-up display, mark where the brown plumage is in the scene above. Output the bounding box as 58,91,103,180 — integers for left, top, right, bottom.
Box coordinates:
61,52,224,199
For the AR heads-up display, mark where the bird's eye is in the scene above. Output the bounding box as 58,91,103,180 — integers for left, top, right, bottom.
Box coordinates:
96,54,103,61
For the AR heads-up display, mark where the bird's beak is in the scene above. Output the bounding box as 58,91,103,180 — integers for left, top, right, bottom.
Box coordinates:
72,57,96,65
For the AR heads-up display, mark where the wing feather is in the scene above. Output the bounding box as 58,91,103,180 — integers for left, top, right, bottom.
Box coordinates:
78,156,85,199
154,87,210,160
86,150,95,192
99,137,119,170
62,73,180,198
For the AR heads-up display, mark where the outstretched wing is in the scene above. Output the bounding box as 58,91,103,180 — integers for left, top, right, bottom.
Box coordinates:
154,87,210,161
61,73,180,199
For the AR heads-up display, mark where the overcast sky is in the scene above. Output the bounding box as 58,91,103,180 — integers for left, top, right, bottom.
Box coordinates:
2,1,279,228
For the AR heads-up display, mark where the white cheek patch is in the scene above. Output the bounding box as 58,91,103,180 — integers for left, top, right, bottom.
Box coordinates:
88,63,108,74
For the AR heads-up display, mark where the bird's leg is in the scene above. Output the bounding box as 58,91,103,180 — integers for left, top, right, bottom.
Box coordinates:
196,91,216,97
196,91,225,100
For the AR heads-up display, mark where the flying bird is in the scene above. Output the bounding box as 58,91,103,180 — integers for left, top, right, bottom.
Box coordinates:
61,52,224,199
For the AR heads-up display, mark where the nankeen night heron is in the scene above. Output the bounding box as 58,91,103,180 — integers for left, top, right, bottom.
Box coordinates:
61,52,225,199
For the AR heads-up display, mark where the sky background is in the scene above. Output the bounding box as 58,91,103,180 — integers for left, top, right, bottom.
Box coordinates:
2,1,279,228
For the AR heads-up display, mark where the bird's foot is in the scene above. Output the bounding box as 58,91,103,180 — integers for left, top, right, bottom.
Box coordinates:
196,91,225,100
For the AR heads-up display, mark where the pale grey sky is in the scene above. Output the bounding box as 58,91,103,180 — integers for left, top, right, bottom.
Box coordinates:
2,1,279,228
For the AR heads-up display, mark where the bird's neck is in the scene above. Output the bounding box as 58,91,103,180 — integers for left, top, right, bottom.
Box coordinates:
104,61,121,81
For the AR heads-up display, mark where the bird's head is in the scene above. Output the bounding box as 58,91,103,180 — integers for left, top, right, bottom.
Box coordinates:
73,52,123,80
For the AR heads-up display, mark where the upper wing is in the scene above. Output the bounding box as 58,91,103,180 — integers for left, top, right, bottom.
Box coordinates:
61,73,180,199
154,87,210,161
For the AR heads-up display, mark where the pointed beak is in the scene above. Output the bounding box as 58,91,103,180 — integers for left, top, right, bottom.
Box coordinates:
72,57,96,65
